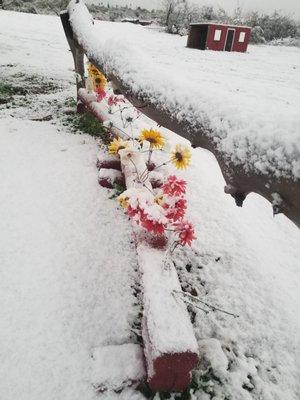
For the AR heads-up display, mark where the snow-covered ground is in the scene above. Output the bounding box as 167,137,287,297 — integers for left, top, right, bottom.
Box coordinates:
0,8,299,400
0,117,140,400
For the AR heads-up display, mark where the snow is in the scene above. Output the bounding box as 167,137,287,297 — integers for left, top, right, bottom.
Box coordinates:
0,11,73,81
198,338,228,375
98,167,123,183
175,149,300,399
190,22,251,28
97,149,120,163
0,7,300,400
91,344,145,391
148,170,164,186
137,245,198,361
119,148,152,188
0,117,141,400
68,0,300,179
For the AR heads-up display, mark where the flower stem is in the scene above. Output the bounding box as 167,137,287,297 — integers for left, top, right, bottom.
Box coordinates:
147,149,153,165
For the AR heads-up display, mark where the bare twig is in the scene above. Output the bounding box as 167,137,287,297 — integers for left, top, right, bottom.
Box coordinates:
173,290,239,318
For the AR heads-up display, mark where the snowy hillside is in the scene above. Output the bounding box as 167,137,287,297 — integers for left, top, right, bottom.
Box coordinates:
0,9,299,400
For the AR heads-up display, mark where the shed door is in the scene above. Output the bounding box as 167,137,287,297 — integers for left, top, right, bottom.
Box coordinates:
199,25,208,50
225,29,235,51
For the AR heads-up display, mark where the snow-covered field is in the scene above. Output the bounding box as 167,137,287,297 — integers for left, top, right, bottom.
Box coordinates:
0,9,299,400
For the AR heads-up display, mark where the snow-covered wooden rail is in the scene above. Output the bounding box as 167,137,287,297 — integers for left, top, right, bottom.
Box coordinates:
119,148,199,392
76,87,199,391
61,0,300,228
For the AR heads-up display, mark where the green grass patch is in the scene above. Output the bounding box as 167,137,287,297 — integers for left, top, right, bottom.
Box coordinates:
10,73,61,95
0,73,63,108
75,112,105,136
61,99,108,139
109,183,126,199
0,82,26,104
63,111,106,137
64,97,77,108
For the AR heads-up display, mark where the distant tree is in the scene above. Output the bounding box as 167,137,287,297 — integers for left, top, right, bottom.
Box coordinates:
161,0,195,34
161,1,219,34
245,10,297,42
231,5,244,24
215,7,230,23
162,0,177,27
37,0,69,15
3,0,37,13
266,11,297,40
199,5,215,21
250,26,266,43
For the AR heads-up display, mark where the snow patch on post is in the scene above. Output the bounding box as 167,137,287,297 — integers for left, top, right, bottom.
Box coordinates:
148,170,164,188
137,244,199,391
98,168,124,188
97,150,121,170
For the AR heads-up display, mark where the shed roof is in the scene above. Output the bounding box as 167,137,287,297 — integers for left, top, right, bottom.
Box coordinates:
190,22,251,29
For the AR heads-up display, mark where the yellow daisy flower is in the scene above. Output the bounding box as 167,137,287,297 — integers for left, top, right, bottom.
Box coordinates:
87,62,107,90
108,137,129,155
154,194,164,206
87,64,98,74
170,144,191,170
139,129,165,150
94,72,107,90
118,193,129,209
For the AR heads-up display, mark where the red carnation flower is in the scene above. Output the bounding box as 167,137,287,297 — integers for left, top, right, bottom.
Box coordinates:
140,216,165,235
162,175,187,197
127,206,165,234
127,205,140,218
166,198,187,221
95,87,107,102
174,220,196,246
108,95,125,107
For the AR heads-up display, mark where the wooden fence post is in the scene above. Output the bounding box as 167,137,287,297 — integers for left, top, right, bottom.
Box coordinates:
60,10,85,113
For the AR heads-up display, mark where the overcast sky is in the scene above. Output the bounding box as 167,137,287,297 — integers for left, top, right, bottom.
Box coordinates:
97,0,300,18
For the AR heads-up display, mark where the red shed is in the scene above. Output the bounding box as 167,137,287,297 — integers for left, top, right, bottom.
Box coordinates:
187,23,251,53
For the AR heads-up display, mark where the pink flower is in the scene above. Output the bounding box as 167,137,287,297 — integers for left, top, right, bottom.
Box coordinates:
162,175,187,197
127,205,140,218
127,205,165,234
174,220,196,246
95,87,107,102
108,95,125,107
140,214,165,235
166,198,187,222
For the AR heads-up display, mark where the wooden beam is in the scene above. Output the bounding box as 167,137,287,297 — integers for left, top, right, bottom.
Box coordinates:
86,92,199,392
60,10,85,112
